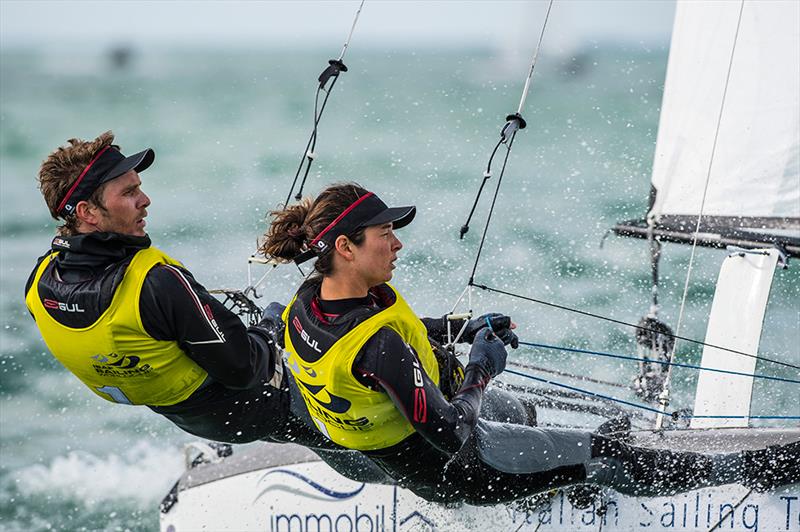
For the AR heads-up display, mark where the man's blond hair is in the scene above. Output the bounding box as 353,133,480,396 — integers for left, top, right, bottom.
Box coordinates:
38,131,116,236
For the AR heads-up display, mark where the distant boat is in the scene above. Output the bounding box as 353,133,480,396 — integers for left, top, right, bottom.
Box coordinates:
108,45,134,70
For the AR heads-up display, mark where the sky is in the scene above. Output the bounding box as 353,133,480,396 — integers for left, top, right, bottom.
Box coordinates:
1,1,676,52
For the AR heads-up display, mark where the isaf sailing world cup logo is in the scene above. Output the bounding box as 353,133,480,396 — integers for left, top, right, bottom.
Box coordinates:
91,352,153,377
296,380,352,414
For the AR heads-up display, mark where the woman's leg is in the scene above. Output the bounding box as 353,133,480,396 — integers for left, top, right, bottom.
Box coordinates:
585,435,715,497
588,436,800,496
442,421,800,504
480,387,537,426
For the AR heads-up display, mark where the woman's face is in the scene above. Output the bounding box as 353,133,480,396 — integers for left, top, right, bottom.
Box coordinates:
352,223,403,287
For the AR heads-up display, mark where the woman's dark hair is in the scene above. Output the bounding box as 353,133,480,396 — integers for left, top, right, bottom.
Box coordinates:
260,183,368,275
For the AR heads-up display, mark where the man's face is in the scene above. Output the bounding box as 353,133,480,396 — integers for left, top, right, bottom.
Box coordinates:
351,223,403,287
93,170,151,236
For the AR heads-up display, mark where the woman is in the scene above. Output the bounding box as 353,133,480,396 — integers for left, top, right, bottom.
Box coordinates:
261,182,798,505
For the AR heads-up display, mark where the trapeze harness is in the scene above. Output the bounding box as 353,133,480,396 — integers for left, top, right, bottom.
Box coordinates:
283,282,441,450
26,246,208,406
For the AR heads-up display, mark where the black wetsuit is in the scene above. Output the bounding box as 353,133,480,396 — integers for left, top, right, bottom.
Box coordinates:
300,280,761,505
25,233,339,449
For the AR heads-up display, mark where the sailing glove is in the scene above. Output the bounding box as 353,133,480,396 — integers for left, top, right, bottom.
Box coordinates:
468,328,508,378
257,301,286,347
462,313,519,349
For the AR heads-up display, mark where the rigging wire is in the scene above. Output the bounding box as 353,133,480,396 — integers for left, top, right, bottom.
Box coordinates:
459,0,553,242
517,340,800,385
654,0,747,429
515,0,554,116
449,0,554,345
451,0,798,380
452,1,795,421
468,134,517,284
337,0,365,62
508,359,628,390
215,1,367,319
504,368,800,421
473,283,800,371
284,0,365,205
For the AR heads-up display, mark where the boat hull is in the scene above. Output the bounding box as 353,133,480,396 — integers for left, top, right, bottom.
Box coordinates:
160,428,800,531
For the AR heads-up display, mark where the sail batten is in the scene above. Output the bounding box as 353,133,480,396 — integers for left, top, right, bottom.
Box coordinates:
639,0,800,243
613,218,800,258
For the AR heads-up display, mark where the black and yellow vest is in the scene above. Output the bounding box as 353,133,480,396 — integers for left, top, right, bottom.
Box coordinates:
283,283,440,451
25,247,208,406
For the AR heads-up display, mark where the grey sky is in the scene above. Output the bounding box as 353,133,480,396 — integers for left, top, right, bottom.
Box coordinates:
1,1,676,51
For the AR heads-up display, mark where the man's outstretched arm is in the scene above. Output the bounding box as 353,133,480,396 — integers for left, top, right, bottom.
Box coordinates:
140,264,276,389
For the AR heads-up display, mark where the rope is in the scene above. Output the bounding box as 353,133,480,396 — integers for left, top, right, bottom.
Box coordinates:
508,359,628,389
283,0,365,204
673,0,746,358
458,0,553,251
504,368,800,420
469,134,517,284
506,368,675,417
234,2,367,299
518,340,800,385
516,0,554,115
459,139,503,239
338,0,365,62
656,0,748,428
284,70,340,205
472,282,800,371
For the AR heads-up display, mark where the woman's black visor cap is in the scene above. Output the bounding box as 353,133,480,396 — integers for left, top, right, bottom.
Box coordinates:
295,191,415,264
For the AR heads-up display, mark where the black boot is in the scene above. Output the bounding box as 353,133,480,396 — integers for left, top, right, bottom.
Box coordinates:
595,414,631,441
742,440,800,492
519,396,538,427
565,415,631,508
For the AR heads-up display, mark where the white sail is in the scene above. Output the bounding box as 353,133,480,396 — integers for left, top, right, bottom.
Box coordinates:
649,0,800,228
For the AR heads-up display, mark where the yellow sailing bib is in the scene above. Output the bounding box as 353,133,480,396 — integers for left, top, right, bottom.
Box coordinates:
25,247,208,406
283,284,439,451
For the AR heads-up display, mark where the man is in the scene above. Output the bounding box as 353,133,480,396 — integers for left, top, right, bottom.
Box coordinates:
24,131,321,445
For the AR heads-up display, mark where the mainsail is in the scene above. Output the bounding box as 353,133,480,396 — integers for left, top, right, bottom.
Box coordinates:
614,0,800,256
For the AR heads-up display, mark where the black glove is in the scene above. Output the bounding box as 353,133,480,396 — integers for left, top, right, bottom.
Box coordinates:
257,302,286,346
461,312,519,349
467,328,508,378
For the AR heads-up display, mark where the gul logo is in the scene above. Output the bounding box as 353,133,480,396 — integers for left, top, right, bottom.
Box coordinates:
43,298,84,313
203,303,226,342
410,353,424,387
52,237,70,249
411,357,427,423
292,316,321,353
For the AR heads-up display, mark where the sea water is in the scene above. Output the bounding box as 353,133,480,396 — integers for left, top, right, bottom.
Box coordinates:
1,45,797,531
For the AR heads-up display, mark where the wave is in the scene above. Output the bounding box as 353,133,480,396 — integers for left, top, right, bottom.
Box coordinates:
5,440,183,507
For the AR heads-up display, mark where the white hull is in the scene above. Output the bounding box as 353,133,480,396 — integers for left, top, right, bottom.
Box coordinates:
160,429,800,532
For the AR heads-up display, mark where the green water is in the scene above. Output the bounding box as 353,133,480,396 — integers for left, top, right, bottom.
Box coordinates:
1,45,797,531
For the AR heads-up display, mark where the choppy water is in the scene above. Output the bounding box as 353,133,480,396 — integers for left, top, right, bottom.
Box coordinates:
1,44,798,531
